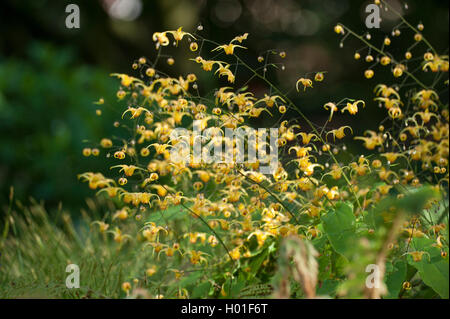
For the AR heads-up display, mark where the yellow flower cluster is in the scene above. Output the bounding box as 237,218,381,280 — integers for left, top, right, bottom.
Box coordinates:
79,20,448,298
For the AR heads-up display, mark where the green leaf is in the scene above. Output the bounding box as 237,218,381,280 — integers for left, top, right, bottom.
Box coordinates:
222,273,247,298
396,187,440,213
366,186,440,228
317,254,332,281
321,202,356,259
249,249,269,275
179,272,203,288
231,273,247,297
408,237,449,299
384,260,407,299
191,281,212,298
317,279,339,297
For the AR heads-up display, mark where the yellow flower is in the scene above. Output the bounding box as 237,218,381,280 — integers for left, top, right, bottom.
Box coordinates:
110,73,141,87
214,63,235,83
109,227,130,243
259,94,285,107
412,89,439,110
92,221,109,233
111,164,142,177
78,172,115,190
302,163,323,176
354,130,384,150
152,32,170,46
296,78,313,91
323,102,338,121
167,27,196,43
329,164,342,180
422,55,449,73
381,152,403,163
364,69,374,79
151,184,175,197
192,56,217,72
150,143,171,155
314,72,324,82
188,250,209,265
113,208,129,220
146,68,156,77
190,42,198,51
341,100,365,115
231,33,249,43
403,281,411,290
297,132,318,144
212,43,246,55
388,106,402,119
122,106,151,119
414,33,423,42
152,27,195,47
230,247,241,260
393,65,404,77
325,186,339,200
208,235,218,247
82,148,91,157
287,146,309,158
378,184,393,195
146,266,157,277
414,109,438,124
248,230,274,247
380,56,391,66
195,170,211,183
122,282,131,293
374,84,400,99
408,251,427,262
334,24,344,34
327,126,353,141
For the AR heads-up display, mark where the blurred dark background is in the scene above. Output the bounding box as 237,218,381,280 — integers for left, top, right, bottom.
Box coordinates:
0,0,448,209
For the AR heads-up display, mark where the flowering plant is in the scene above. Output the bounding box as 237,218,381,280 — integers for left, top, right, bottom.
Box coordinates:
79,0,448,299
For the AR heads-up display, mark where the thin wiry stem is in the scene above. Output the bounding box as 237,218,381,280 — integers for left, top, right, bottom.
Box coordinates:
338,24,428,90
381,0,438,56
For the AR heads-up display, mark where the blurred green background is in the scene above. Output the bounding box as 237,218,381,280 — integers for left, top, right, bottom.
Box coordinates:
0,0,448,209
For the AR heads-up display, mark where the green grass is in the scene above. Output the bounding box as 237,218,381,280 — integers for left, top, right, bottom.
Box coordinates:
0,197,151,298
0,196,237,299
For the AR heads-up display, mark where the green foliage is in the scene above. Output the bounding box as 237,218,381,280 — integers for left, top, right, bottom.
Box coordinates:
0,185,448,299
0,2,448,301
0,42,118,207
0,199,147,298
384,260,407,299
321,202,356,259
408,237,449,298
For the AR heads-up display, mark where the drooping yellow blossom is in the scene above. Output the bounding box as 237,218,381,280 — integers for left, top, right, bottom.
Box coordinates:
341,100,365,115
296,78,313,91
212,43,247,55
